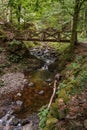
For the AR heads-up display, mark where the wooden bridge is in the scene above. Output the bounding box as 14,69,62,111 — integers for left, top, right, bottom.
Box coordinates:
14,28,71,42
0,27,72,42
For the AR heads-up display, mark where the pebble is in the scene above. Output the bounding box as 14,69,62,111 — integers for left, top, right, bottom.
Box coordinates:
16,93,22,97
24,79,29,86
16,100,23,106
46,78,52,83
38,90,44,95
28,82,35,87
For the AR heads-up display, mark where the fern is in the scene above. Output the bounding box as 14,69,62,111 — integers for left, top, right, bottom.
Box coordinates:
38,107,49,130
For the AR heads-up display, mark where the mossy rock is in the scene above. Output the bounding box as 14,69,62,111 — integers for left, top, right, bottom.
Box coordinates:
58,89,69,103
43,128,49,130
46,117,58,129
49,103,59,118
43,127,58,130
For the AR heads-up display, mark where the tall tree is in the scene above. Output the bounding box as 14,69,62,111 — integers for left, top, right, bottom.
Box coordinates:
70,0,86,49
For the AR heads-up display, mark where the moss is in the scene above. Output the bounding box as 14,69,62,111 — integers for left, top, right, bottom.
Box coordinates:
43,128,49,130
49,103,59,118
58,89,69,103
65,85,72,93
0,47,3,53
45,117,58,130
47,42,70,53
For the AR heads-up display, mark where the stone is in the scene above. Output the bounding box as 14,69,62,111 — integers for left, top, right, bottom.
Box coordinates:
16,93,22,97
11,118,20,126
46,78,52,83
22,121,33,130
28,82,35,87
0,73,26,96
16,100,23,106
84,119,87,129
55,73,61,81
23,79,29,86
38,90,44,95
21,119,30,125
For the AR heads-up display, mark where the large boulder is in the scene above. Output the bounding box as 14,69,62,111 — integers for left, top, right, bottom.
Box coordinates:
0,72,28,96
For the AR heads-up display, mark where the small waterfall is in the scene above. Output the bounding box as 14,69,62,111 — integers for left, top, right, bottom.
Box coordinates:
29,45,57,70
41,59,55,70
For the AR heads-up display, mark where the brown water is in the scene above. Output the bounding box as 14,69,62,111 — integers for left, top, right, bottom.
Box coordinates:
16,69,53,118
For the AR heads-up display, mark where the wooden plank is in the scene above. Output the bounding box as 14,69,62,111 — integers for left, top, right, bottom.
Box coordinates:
15,37,70,42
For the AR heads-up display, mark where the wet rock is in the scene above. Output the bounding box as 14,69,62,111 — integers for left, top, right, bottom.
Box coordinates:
10,118,20,126
38,90,44,95
84,119,87,129
16,100,23,106
21,119,30,125
46,78,52,83
30,45,58,67
13,125,22,130
28,82,35,87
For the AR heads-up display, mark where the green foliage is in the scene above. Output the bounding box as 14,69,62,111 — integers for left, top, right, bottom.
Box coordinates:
47,42,70,53
69,62,81,70
8,39,21,46
8,40,27,63
8,54,22,63
0,47,2,53
38,106,49,129
57,55,87,96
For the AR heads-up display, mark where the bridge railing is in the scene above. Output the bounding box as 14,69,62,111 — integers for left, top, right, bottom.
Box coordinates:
14,28,72,42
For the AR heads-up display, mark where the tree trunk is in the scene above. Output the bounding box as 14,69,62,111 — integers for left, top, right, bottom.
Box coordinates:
9,7,13,23
17,4,21,26
70,0,79,50
84,8,87,37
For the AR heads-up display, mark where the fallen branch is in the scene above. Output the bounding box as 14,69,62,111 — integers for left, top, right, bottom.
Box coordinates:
48,79,57,109
48,73,60,109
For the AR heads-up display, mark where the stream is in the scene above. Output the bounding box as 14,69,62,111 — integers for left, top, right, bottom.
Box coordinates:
0,45,58,130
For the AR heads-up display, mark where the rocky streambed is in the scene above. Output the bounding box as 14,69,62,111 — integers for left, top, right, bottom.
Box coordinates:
0,42,59,130
0,71,53,130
